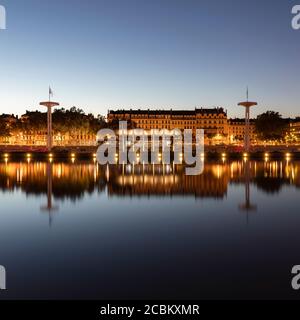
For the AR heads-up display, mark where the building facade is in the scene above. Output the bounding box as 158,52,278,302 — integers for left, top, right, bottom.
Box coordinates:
289,121,300,143
0,113,97,147
2,130,96,147
108,108,257,145
1,108,259,147
108,108,229,145
227,118,257,144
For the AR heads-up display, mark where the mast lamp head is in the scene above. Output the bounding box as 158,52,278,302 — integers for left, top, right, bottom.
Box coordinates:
238,101,257,108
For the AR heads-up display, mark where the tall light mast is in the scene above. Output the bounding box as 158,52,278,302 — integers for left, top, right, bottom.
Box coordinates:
40,87,59,151
238,88,257,152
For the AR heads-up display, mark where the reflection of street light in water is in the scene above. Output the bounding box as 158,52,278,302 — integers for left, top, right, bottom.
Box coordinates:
40,162,59,227
239,160,257,223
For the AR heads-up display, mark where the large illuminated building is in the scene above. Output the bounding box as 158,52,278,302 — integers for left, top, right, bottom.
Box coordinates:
108,108,257,145
0,107,287,147
228,118,257,145
108,108,228,145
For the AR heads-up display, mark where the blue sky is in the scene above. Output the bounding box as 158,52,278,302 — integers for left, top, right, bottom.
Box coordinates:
0,0,299,118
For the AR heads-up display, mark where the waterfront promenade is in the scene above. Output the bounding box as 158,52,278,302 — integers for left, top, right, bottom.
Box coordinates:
1,144,300,160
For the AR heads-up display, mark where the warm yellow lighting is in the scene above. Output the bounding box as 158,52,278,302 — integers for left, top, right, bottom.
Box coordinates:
286,153,292,161
222,153,226,158
71,153,76,158
264,153,269,158
26,153,32,158
49,153,53,158
243,153,248,157
3,153,9,158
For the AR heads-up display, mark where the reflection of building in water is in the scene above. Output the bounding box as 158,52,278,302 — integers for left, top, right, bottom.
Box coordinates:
106,163,229,199
0,160,300,200
0,161,105,200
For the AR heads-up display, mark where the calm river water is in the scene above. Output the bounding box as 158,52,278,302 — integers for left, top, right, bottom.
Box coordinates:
0,159,300,299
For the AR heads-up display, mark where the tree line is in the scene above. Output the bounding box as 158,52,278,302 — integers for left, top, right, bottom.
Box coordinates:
0,108,297,142
0,107,107,138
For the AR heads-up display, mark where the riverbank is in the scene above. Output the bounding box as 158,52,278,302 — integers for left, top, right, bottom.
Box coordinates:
1,145,300,160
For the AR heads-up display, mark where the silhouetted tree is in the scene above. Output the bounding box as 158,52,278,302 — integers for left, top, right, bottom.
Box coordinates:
255,111,288,141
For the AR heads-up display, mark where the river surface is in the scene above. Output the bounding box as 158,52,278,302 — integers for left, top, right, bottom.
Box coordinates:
0,159,300,299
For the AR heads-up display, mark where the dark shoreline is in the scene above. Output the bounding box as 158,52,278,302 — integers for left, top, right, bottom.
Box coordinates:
0,146,300,160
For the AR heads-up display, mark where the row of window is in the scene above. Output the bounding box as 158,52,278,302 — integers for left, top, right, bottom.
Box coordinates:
111,114,225,119
134,120,226,125
11,135,94,141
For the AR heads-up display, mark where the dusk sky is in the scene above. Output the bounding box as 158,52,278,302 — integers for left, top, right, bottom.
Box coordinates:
0,0,299,118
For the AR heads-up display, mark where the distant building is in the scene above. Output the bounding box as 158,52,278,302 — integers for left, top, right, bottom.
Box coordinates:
6,129,96,147
0,116,96,147
108,108,229,145
228,118,256,144
290,121,300,142
108,108,259,145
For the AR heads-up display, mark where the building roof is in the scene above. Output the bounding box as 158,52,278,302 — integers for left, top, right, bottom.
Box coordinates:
108,107,227,116
229,118,255,124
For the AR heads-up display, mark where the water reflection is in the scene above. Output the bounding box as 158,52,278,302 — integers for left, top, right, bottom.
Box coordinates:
1,159,300,299
239,160,257,223
0,160,105,200
40,162,59,226
111,162,227,198
0,159,299,205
